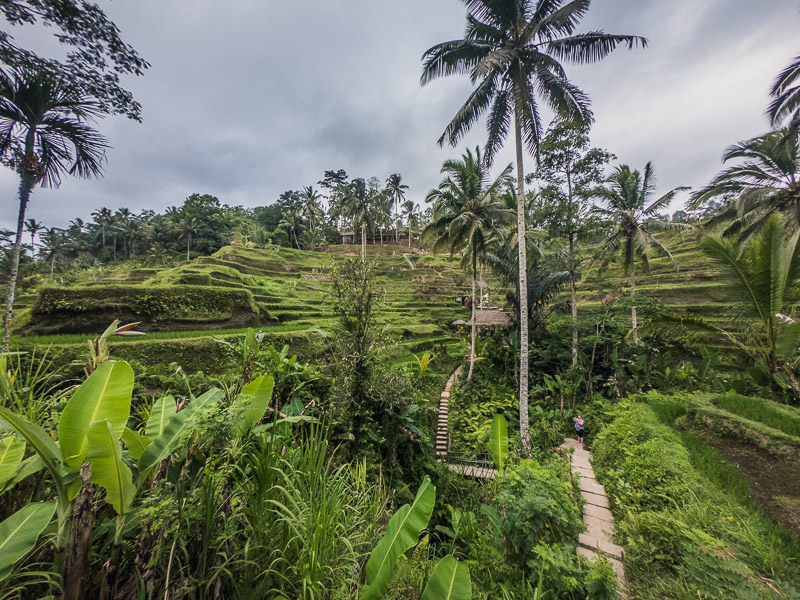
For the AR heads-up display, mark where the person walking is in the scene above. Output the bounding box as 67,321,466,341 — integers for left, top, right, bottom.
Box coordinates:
573,415,585,448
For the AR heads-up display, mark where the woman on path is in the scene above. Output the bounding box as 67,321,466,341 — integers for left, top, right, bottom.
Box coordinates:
573,415,585,448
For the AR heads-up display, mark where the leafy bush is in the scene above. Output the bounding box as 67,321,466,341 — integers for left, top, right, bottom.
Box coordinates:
592,397,800,600
497,459,583,562
28,285,260,333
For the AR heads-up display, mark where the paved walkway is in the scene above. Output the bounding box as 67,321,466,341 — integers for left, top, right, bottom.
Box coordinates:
435,366,497,480
560,438,628,599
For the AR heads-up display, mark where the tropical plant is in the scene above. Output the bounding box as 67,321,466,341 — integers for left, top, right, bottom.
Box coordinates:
768,53,800,129
278,208,305,250
591,162,688,343
0,66,108,352
648,216,800,400
402,199,420,248
489,414,509,474
421,0,645,454
386,173,409,243
299,185,324,245
23,218,45,259
90,206,114,252
344,178,374,259
537,120,614,366
689,129,800,241
424,147,514,380
172,216,200,261
363,476,472,600
39,227,67,281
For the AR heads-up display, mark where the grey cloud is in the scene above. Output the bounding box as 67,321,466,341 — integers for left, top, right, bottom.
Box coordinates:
2,0,798,229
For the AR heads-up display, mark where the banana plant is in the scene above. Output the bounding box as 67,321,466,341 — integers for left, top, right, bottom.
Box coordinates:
0,501,56,583
489,414,509,474
363,476,472,599
0,360,135,549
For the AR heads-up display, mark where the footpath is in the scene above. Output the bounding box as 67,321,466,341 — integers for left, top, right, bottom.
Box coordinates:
560,438,629,599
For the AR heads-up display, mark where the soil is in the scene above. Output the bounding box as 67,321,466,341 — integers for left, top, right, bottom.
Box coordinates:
695,431,800,537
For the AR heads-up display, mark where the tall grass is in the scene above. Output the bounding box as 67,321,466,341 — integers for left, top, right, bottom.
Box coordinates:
714,393,800,437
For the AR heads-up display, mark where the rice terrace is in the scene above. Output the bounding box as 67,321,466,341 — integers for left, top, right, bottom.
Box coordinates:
1,1,800,599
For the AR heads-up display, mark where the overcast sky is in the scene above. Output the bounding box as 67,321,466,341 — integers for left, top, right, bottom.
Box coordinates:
1,0,798,230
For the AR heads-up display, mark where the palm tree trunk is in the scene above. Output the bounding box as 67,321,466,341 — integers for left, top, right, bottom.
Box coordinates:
395,201,400,243
514,92,531,456
408,222,412,248
630,264,638,344
186,233,191,262
2,171,36,353
567,166,578,367
361,223,366,261
468,243,477,381
379,226,383,245
50,254,55,282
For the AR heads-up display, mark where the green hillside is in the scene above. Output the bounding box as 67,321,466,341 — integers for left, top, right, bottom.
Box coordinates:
10,242,505,371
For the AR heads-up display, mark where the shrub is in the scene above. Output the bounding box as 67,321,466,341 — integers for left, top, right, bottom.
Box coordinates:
497,459,583,559
28,285,261,333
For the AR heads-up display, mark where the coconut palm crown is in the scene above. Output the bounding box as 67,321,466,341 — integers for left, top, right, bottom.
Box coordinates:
768,53,800,130
592,162,689,342
689,129,800,241
0,66,108,352
421,0,646,454
424,147,515,380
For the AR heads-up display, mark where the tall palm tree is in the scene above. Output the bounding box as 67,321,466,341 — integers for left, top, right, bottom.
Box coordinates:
689,129,800,241
769,53,800,130
591,162,688,344
0,67,108,352
114,214,140,260
172,216,200,261
278,208,305,250
371,189,392,245
402,199,419,248
421,0,645,453
91,206,114,251
386,173,409,242
40,227,67,281
425,147,515,380
299,186,324,245
24,218,45,258
343,178,374,260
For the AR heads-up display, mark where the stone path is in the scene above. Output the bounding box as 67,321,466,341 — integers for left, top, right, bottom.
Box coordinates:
560,438,629,599
435,366,497,480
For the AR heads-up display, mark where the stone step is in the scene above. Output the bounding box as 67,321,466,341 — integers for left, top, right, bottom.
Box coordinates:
441,391,450,399
584,502,615,524
583,491,610,509
579,479,605,495
575,466,595,479
584,513,615,530
578,533,624,560
583,519,614,540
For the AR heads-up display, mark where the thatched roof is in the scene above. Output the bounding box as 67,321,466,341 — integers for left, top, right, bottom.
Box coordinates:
465,309,513,327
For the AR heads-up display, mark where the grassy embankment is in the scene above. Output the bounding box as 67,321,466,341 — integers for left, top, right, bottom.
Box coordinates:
10,242,493,372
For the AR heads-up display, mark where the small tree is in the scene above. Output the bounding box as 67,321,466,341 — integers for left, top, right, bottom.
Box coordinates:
0,67,108,352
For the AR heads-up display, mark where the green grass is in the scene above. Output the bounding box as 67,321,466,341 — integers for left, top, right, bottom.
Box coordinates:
714,393,800,437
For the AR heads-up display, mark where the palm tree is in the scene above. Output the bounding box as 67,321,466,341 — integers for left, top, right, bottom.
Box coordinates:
386,173,409,242
0,67,108,352
91,206,114,251
299,186,324,245
769,54,800,130
425,147,515,380
40,227,67,281
650,216,800,400
689,129,800,241
114,214,140,260
172,216,199,261
402,199,419,248
371,189,392,245
343,178,374,260
591,162,688,344
24,218,45,258
421,0,645,453
278,208,305,250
